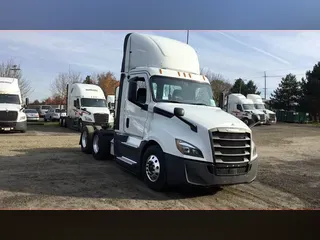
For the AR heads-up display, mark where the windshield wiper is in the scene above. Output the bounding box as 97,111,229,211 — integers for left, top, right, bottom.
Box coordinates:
190,103,208,106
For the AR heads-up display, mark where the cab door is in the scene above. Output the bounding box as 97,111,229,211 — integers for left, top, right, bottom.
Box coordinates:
123,73,150,139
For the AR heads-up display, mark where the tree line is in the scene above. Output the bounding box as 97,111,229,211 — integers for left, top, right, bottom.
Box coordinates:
3,58,318,121
269,62,320,121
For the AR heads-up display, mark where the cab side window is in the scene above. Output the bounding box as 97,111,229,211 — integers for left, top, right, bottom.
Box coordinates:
128,77,147,104
237,104,242,111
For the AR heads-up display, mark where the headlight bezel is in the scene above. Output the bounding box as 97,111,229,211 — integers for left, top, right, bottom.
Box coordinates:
175,139,204,158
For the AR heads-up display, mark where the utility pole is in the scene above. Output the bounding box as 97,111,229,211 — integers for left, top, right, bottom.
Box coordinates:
186,30,189,44
264,71,267,100
10,64,21,77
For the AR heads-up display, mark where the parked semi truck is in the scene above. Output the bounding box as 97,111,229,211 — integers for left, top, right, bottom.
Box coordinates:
247,94,276,124
0,77,28,133
59,83,114,130
224,93,267,126
106,95,115,117
79,33,259,191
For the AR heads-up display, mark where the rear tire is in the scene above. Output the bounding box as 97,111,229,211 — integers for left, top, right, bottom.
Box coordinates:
142,145,167,192
80,125,94,154
92,129,112,161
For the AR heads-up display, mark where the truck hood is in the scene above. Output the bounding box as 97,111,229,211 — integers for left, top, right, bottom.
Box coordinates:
0,104,21,111
254,108,275,115
155,103,250,130
82,107,110,114
245,109,266,115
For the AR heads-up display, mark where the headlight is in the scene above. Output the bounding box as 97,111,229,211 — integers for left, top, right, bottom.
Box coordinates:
252,141,257,157
175,139,203,158
20,115,26,120
84,116,93,122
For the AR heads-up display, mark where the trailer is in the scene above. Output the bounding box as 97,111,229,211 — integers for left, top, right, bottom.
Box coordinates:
78,33,259,191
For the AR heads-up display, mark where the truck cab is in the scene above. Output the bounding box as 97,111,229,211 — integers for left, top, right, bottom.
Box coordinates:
106,95,115,117
62,83,114,130
226,93,267,125
0,77,28,132
79,33,258,191
247,94,276,124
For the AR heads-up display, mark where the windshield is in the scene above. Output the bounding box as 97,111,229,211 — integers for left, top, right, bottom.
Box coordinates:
150,76,216,106
41,106,51,109
25,109,38,113
243,104,255,110
254,104,265,109
81,98,107,108
0,94,20,104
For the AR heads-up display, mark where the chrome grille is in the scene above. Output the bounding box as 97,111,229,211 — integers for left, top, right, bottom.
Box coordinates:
0,111,18,121
269,113,276,121
94,113,109,125
210,129,251,164
259,114,266,122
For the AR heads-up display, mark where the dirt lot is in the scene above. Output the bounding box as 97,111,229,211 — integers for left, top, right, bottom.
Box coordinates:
0,122,319,209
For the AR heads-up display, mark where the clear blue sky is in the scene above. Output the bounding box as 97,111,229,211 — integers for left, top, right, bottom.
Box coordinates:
0,31,319,101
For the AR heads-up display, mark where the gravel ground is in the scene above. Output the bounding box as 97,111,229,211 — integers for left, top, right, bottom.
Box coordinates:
0,122,319,209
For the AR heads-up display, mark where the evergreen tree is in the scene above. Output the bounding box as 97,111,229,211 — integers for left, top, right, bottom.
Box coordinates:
299,62,320,120
270,74,301,110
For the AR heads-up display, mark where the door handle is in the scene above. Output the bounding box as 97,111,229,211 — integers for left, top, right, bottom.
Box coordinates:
126,118,130,128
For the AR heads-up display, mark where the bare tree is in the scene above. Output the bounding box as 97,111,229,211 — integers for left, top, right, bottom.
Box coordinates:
0,59,33,99
200,68,232,103
51,69,82,103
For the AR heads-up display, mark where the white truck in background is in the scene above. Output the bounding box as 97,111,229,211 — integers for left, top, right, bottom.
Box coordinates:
225,93,267,126
247,94,277,124
79,33,258,191
106,95,115,117
59,83,114,130
0,77,28,133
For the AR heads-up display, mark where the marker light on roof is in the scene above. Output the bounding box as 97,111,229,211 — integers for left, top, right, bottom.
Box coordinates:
183,73,186,77
159,69,163,74
189,73,192,78
178,72,181,76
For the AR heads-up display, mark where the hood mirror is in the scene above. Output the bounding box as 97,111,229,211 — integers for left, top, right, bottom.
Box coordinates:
174,107,185,117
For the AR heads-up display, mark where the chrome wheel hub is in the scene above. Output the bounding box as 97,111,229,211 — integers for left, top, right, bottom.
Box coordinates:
145,155,160,182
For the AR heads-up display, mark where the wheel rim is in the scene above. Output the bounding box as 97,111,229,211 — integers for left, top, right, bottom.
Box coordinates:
145,155,160,182
93,134,99,154
81,131,87,148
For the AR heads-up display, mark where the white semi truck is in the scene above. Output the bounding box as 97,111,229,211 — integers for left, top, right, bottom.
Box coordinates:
60,83,114,130
247,94,277,124
79,33,259,191
0,77,28,133
106,95,115,117
225,93,267,125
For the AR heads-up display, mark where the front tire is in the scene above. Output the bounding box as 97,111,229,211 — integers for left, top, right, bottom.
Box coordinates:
80,125,94,154
142,145,167,192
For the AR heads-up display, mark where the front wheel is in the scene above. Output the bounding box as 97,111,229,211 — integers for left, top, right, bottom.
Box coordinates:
80,125,94,154
242,118,249,126
142,145,167,192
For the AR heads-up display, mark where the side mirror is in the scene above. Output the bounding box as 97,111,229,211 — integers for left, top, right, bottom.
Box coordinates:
25,98,29,106
174,107,185,117
108,102,111,108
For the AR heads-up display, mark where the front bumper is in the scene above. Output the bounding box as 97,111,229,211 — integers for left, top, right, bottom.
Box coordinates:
83,120,114,129
165,154,258,187
0,121,27,132
27,117,39,121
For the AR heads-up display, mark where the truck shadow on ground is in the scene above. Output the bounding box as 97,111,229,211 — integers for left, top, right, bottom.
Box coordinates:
26,123,79,135
0,147,222,202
